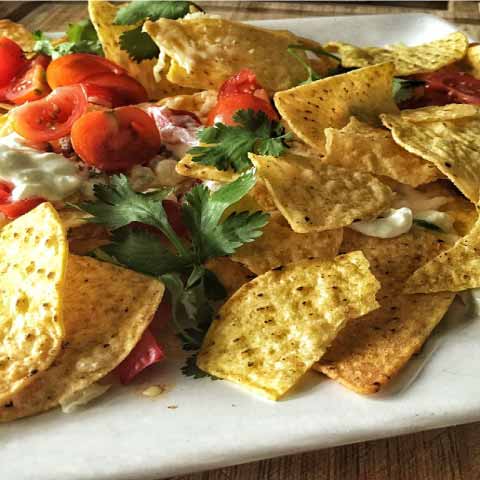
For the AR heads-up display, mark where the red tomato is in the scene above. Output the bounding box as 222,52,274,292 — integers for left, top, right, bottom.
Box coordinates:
82,83,118,108
71,106,161,172
46,53,126,89
0,181,12,203
5,63,51,105
0,37,26,87
0,197,45,219
218,68,261,97
12,85,88,142
207,93,278,126
116,329,165,384
82,73,148,106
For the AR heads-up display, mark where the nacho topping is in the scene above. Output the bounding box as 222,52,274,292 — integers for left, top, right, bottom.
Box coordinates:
0,203,67,402
328,32,468,75
197,251,380,400
274,63,399,152
250,152,394,233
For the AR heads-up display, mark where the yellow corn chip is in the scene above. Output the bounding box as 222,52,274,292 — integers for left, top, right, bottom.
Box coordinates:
315,228,454,393
250,152,394,233
205,257,255,297
88,0,195,100
328,32,468,75
197,251,380,400
464,44,480,78
274,63,398,152
232,212,343,274
324,117,442,187
158,90,217,124
381,105,480,203
0,255,165,422
404,214,480,294
0,19,35,52
0,111,14,137
144,17,309,92
0,203,67,402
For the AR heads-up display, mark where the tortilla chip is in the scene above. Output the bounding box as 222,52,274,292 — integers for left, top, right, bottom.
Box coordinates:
274,63,398,153
0,112,14,137
88,0,195,100
404,214,480,294
315,228,454,393
464,44,480,79
324,117,442,187
0,255,165,422
205,257,255,297
0,19,35,52
144,17,309,92
328,32,468,76
157,90,217,124
197,251,380,400
232,212,343,274
381,105,480,203
250,152,394,233
0,203,67,402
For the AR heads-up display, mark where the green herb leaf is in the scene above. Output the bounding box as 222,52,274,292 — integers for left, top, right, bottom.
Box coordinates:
182,169,269,261
392,77,425,105
115,0,192,25
189,109,291,172
67,18,99,43
181,353,218,379
119,26,160,63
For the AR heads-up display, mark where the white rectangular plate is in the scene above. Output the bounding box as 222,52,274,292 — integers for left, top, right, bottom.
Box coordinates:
2,13,480,480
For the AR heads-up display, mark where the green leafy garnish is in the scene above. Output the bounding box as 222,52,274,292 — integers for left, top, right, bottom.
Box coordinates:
74,172,269,374
181,353,218,379
116,0,197,62
392,78,425,105
288,44,341,86
114,0,193,25
33,19,103,59
119,26,160,63
189,109,292,172
413,219,443,232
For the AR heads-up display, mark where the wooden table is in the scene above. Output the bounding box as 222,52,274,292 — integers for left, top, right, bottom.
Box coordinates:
1,2,479,479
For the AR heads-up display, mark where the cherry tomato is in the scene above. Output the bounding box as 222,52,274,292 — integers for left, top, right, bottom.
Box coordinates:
46,53,126,89
116,329,165,384
0,181,12,203
0,197,45,219
207,93,279,126
82,83,118,108
82,73,148,106
12,84,88,142
0,38,26,87
218,68,261,97
5,63,51,105
71,106,161,172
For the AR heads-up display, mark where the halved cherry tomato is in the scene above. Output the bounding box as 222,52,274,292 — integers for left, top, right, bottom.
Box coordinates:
82,73,148,106
208,69,278,126
12,84,88,142
71,106,161,172
5,63,51,105
0,37,26,87
46,53,126,89
0,181,12,203
116,329,165,384
82,83,118,108
0,197,45,219
207,93,278,126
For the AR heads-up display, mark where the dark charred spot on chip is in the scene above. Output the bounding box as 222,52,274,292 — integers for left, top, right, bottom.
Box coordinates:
3,401,14,408
272,265,284,271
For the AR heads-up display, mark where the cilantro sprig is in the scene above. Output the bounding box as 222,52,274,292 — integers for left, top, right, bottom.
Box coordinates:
33,19,103,59
75,171,269,373
392,77,425,105
189,109,292,172
116,1,198,63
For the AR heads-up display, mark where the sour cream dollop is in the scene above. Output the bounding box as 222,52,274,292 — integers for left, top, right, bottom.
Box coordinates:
0,134,83,201
349,207,413,238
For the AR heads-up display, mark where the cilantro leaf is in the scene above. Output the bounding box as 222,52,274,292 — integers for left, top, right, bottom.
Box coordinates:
77,175,188,257
392,77,425,105
182,169,269,261
33,19,103,59
115,0,193,25
189,109,291,172
104,228,191,276
119,26,160,63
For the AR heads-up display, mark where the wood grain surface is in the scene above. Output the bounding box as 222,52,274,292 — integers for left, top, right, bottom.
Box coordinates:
1,2,479,479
